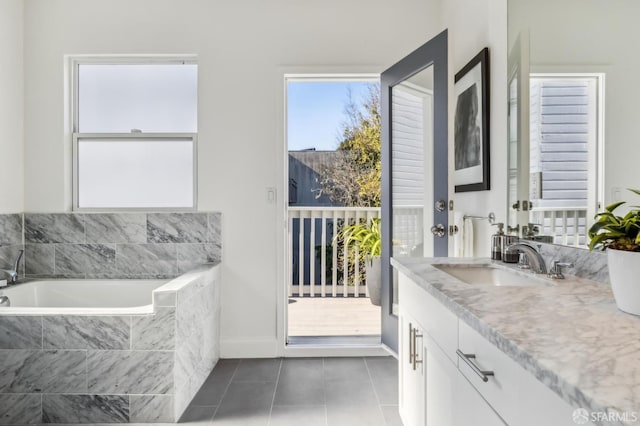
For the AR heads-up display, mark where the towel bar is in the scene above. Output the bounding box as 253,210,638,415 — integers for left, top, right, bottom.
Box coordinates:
463,212,495,224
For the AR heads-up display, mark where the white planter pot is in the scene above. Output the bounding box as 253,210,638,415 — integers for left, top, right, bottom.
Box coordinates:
607,248,640,316
365,256,382,306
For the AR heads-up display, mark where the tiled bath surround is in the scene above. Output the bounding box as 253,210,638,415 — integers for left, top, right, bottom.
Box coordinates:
0,212,222,279
0,264,221,423
0,212,223,423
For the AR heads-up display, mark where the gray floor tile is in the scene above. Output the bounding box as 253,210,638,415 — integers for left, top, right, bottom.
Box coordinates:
323,357,369,382
190,359,240,406
325,378,379,406
380,405,403,426
365,357,399,405
365,356,397,378
214,381,275,424
279,357,323,382
274,373,325,405
233,358,282,382
269,405,327,426
326,404,387,426
178,405,216,424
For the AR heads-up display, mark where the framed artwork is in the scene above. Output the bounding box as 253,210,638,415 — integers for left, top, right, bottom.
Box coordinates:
454,47,490,192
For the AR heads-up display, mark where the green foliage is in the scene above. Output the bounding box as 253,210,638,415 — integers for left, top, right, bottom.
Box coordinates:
588,189,640,251
317,85,381,207
336,218,382,264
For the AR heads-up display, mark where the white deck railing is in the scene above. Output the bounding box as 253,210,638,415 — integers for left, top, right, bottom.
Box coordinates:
529,207,588,247
288,207,381,298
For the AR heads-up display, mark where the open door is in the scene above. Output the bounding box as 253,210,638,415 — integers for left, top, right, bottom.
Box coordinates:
381,30,449,353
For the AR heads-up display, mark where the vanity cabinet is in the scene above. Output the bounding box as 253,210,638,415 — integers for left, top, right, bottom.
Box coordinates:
398,271,594,426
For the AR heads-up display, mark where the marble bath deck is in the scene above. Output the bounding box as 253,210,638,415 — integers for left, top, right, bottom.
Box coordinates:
391,257,640,426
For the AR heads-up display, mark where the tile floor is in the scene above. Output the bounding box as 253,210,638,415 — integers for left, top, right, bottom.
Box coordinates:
180,356,402,426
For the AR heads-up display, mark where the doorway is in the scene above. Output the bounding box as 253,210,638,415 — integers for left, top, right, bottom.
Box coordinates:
284,75,382,345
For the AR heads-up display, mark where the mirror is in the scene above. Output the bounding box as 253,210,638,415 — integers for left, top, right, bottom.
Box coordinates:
381,30,448,353
507,0,639,248
391,66,435,262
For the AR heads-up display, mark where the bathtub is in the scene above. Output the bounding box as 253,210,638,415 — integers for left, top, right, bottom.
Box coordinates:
0,264,220,424
0,279,168,315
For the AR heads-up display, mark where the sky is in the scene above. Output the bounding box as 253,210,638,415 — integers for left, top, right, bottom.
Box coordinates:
287,80,376,151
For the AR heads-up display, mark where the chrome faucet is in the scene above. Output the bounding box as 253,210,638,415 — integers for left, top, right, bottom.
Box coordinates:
504,242,547,274
547,260,574,279
0,249,24,284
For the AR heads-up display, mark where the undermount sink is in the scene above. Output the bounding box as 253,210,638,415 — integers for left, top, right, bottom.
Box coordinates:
433,264,552,287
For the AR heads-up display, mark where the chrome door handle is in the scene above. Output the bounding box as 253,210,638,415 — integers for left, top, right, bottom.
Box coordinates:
456,350,494,382
430,224,446,238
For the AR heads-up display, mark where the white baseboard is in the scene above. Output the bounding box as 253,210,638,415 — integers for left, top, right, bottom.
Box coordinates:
220,337,280,358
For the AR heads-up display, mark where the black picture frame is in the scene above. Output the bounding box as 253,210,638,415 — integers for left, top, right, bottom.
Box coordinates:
453,47,490,192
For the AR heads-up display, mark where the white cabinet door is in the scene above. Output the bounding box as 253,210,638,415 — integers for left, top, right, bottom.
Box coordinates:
398,310,426,426
425,334,456,426
454,372,507,426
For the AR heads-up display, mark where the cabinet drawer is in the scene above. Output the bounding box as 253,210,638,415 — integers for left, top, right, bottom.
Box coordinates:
458,321,518,424
398,272,458,364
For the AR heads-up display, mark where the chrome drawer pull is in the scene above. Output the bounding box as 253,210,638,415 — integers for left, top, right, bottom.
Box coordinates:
409,323,414,365
412,330,423,371
456,350,495,382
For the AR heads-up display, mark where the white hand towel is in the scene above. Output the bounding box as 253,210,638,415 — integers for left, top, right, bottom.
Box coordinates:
453,212,464,257
463,216,475,257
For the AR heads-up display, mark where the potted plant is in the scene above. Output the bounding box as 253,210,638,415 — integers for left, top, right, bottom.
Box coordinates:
588,189,640,315
337,218,382,306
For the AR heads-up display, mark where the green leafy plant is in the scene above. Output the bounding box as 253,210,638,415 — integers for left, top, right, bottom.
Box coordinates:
336,217,382,264
588,189,640,251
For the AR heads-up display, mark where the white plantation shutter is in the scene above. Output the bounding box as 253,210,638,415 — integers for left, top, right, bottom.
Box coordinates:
391,87,426,206
530,78,592,209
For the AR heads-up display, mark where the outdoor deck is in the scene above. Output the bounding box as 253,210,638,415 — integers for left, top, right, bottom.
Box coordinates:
287,296,381,337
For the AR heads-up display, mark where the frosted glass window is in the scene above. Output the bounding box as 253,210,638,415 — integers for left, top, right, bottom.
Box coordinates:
78,64,197,133
77,139,194,209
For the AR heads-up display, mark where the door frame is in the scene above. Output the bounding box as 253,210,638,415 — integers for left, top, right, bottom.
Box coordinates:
381,29,449,354
277,70,389,357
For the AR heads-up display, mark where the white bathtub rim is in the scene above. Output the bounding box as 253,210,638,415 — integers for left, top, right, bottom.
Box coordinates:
0,304,155,316
0,263,220,316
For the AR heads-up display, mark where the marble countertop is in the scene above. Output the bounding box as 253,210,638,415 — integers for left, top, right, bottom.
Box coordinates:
391,257,640,422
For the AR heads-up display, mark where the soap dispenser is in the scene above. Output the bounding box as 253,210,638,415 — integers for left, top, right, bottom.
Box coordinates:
490,223,506,260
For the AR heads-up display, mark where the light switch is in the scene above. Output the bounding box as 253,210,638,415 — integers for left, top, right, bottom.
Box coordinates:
612,187,622,202
267,187,276,203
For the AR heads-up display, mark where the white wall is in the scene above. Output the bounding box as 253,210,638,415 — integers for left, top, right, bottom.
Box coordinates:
0,0,24,214
442,0,508,256
22,0,441,356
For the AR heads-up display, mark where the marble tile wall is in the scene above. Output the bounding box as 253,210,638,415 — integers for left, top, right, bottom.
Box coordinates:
0,264,221,424
18,212,222,279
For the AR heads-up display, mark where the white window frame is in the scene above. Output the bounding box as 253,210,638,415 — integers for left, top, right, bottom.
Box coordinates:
529,72,605,219
70,56,198,212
